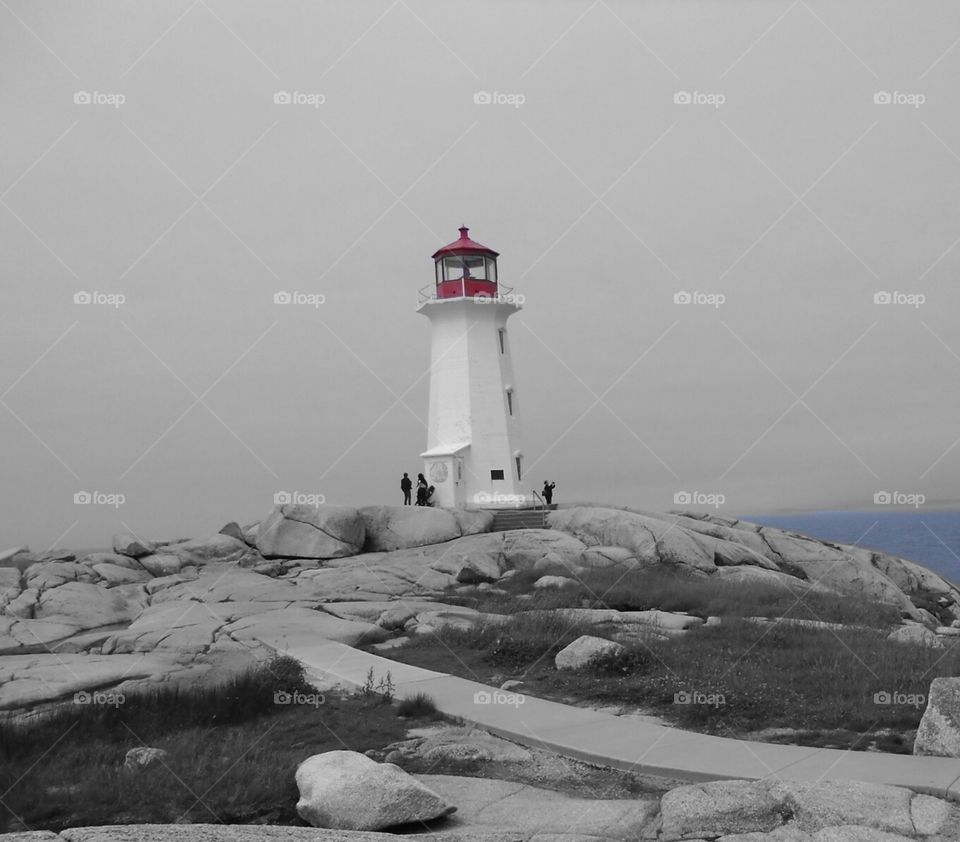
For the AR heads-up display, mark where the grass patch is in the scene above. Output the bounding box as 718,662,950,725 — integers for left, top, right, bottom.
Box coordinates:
452,565,903,629
381,614,960,753
0,656,428,833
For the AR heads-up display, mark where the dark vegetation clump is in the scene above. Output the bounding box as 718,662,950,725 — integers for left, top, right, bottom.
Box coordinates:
0,655,415,833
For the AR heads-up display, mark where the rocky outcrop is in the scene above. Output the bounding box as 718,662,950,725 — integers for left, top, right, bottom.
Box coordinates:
914,676,960,756
547,507,960,623
256,505,365,559
295,750,455,830
657,778,949,841
548,507,717,571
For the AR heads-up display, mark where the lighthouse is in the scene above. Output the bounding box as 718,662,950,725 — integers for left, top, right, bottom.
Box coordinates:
418,227,530,509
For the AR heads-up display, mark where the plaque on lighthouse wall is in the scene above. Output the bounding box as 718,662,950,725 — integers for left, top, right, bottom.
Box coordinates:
429,462,449,484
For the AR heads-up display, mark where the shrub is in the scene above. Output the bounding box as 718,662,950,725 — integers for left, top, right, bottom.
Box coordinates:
396,693,438,718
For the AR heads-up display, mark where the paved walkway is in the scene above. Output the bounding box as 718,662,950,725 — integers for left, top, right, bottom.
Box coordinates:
280,639,960,801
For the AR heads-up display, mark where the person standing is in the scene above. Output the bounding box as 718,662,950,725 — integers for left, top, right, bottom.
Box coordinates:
542,480,556,506
401,472,412,505
416,473,429,506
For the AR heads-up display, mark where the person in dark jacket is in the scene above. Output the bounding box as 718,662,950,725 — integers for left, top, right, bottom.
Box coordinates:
416,473,428,506
401,473,412,505
542,481,556,506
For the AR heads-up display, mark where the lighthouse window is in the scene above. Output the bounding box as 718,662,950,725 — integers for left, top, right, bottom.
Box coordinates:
442,255,486,281
515,456,522,481
506,390,513,415
491,469,505,480
498,329,505,354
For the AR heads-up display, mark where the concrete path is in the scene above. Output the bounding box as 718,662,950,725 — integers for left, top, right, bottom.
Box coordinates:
281,640,960,801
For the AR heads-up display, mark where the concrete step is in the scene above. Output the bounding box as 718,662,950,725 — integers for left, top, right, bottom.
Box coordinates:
491,510,548,531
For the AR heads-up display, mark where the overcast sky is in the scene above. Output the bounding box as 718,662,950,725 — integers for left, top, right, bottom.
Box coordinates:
2,0,960,551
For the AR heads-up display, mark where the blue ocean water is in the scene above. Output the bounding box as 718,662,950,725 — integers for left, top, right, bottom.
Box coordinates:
741,510,960,585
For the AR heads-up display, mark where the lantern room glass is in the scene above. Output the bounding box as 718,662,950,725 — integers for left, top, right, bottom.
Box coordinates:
436,255,497,284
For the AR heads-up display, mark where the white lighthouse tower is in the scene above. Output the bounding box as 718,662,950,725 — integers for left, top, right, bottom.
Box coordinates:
418,227,530,509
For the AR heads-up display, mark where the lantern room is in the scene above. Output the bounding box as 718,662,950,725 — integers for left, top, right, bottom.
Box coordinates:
431,226,499,299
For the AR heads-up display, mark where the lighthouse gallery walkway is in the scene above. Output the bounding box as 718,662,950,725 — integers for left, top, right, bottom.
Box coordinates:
274,638,960,801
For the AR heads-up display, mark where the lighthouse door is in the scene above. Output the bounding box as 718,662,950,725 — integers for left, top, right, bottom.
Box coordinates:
452,457,465,506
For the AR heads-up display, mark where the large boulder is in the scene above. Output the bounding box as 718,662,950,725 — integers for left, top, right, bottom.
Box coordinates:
137,553,183,577
112,533,156,558
359,506,461,552
256,505,365,559
555,634,625,671
33,581,138,630
915,676,960,756
123,747,167,773
295,750,455,830
887,624,943,648
164,534,262,567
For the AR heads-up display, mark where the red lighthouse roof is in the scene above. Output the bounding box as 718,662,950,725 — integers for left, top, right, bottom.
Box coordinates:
432,226,499,260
